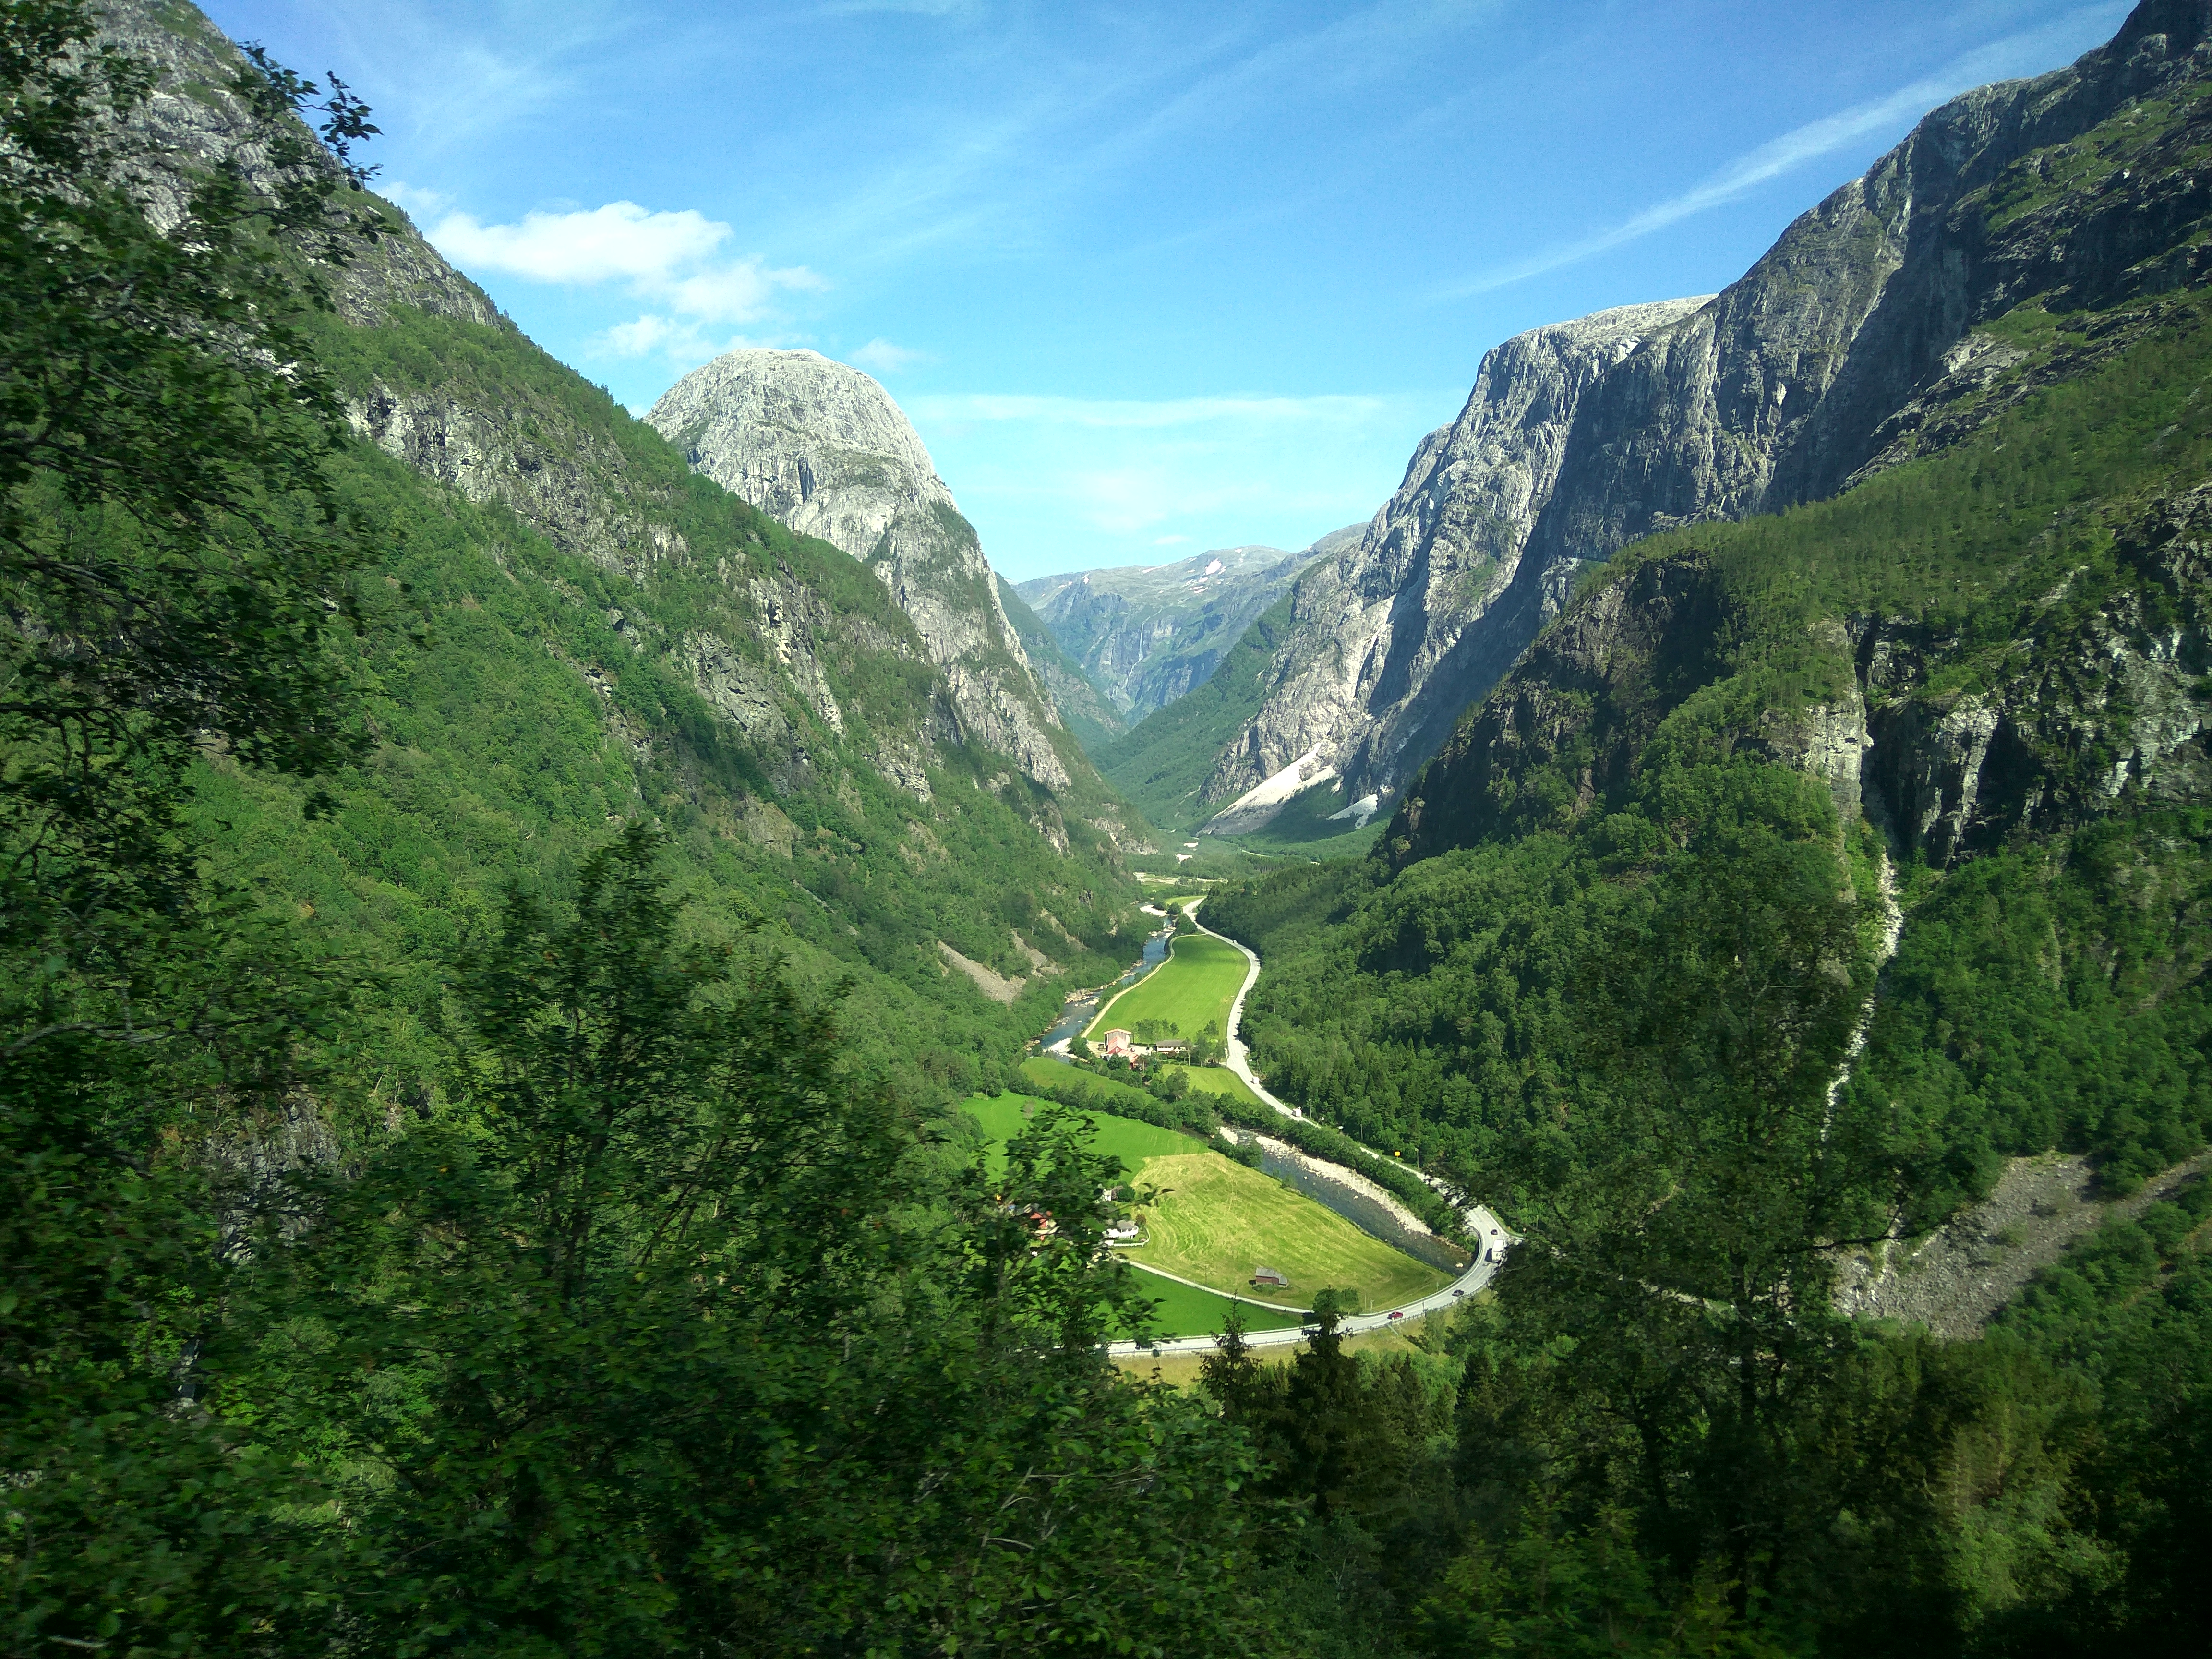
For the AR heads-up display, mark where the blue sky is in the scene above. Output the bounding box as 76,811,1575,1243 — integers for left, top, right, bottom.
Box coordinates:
204,0,2130,581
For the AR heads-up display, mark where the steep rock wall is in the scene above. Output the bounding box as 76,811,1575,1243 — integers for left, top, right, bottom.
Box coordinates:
1207,0,2212,829
650,350,1074,790
1203,301,1708,814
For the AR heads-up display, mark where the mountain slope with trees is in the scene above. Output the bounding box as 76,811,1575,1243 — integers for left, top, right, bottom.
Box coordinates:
13,0,2212,1655
1200,5,2212,1647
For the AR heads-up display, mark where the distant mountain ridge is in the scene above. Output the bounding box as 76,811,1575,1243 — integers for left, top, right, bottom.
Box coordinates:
1017,529,1356,723
1195,0,2212,831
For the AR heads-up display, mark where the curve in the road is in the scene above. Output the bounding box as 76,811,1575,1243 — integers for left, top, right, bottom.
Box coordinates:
1107,896,1517,1358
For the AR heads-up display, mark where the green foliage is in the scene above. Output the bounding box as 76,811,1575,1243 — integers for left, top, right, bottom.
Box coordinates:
1,10,396,1646
1846,811,2212,1207
1088,930,1248,1042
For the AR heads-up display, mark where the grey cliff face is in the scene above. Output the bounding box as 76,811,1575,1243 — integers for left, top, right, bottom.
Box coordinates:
1203,301,1709,817
649,351,1071,789
1204,0,2212,828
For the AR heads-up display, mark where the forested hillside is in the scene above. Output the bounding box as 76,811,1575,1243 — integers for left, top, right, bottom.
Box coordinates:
1200,17,2212,1647
13,0,2212,1655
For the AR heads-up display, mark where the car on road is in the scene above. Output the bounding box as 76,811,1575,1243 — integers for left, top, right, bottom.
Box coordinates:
1453,1289,1465,1298
1387,1310,1405,1321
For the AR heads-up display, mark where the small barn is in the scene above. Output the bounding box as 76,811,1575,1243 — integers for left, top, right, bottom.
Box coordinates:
1250,1266,1289,1289
1101,1028,1134,1057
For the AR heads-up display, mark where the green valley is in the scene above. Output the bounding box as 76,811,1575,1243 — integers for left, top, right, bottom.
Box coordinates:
18,1,2212,1656
959,1092,1452,1330
1086,929,1248,1041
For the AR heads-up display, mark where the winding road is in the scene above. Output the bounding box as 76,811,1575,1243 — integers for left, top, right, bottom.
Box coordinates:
1106,896,1515,1358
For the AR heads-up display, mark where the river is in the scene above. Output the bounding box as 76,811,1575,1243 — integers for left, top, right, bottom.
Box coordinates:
1037,925,1172,1049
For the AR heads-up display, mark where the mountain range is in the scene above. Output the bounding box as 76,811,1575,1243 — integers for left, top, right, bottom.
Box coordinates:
104,0,1151,1080
20,0,2212,1650
1015,532,1354,725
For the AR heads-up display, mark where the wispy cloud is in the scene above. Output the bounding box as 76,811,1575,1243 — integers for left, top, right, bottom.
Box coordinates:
1441,3,2126,297
425,200,826,367
849,337,932,373
377,180,452,219
429,201,824,323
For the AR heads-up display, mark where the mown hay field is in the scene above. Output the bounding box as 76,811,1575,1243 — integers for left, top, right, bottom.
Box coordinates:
1086,932,1247,1041
1112,1268,1307,1340
1128,1153,1452,1310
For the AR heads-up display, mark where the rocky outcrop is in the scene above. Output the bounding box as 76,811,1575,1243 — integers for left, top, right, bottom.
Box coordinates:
1206,0,2212,829
1387,483,2212,873
1834,1151,2209,1337
1018,534,1349,721
1202,302,1708,817
98,0,503,331
649,350,1073,789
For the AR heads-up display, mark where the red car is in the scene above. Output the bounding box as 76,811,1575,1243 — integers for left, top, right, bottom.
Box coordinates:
1387,1310,1405,1321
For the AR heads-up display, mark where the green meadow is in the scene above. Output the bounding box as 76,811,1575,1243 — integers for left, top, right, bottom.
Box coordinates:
959,1093,1451,1328
1132,1153,1453,1310
961,1091,1200,1177
1085,932,1248,1042
1159,1063,1263,1107
1111,1269,1308,1341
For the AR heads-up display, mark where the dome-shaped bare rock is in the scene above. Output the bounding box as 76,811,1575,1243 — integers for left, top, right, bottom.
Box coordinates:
650,350,1070,789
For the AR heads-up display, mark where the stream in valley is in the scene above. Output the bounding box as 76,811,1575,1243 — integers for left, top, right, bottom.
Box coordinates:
1037,926,1172,1048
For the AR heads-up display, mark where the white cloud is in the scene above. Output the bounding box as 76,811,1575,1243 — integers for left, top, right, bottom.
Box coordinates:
850,337,931,374
1152,534,1190,546
377,180,453,219
594,314,803,371
433,202,724,284
427,200,825,325
1443,4,2128,297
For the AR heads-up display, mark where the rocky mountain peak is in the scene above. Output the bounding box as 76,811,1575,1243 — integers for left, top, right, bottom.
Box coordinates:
1200,297,1710,823
650,349,1076,791
649,349,954,555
